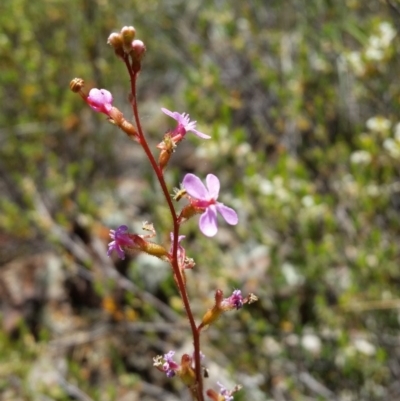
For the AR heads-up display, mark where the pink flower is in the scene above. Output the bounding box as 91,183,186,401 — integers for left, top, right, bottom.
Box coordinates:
161,108,210,140
162,350,180,378
107,225,134,259
87,88,113,115
183,173,238,237
220,289,244,310
217,382,234,401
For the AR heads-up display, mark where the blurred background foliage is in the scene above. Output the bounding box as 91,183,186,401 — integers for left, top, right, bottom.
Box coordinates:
1,0,400,400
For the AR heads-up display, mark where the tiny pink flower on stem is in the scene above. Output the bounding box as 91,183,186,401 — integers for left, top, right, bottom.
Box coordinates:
217,382,235,401
86,88,113,116
220,289,244,311
161,108,211,140
162,350,180,378
206,382,241,401
107,225,134,260
182,173,238,237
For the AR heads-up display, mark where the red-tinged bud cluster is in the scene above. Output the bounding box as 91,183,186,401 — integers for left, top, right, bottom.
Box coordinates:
107,26,146,73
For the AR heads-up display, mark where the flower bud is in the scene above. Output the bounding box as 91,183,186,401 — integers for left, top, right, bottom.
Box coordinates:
205,389,220,401
131,39,146,59
158,149,172,171
107,32,126,59
128,235,169,260
121,26,136,52
69,78,85,93
178,204,205,224
198,290,223,330
179,354,196,387
107,32,123,49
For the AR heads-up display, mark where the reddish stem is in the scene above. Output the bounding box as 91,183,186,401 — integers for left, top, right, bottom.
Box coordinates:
124,58,204,401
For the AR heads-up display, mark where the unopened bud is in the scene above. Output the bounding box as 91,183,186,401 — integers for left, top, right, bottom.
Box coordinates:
107,32,123,49
199,290,224,330
121,26,136,48
179,354,196,387
178,204,204,224
131,39,146,60
206,389,220,401
70,78,85,93
107,33,125,59
140,239,169,260
159,149,172,171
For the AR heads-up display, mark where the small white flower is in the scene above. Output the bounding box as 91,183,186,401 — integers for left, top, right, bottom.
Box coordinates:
301,195,315,208
383,138,400,158
365,46,384,61
353,338,376,356
259,179,274,195
366,116,391,132
378,21,396,47
346,51,365,76
350,150,372,165
301,333,322,355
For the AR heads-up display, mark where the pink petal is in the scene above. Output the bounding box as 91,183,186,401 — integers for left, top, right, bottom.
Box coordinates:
183,173,209,200
216,203,238,225
191,129,211,139
161,108,187,125
206,174,220,199
199,206,218,237
161,107,177,121
87,88,113,113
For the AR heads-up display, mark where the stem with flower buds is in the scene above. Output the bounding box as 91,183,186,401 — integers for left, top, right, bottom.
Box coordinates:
123,57,204,401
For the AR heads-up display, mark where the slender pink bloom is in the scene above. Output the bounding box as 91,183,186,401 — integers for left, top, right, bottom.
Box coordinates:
87,88,113,115
107,225,134,259
161,108,210,139
183,173,238,237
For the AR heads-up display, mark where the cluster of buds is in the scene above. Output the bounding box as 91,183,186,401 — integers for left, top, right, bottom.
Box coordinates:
70,24,258,401
107,26,146,73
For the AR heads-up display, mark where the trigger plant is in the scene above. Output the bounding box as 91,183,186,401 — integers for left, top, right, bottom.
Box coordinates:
70,25,257,401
